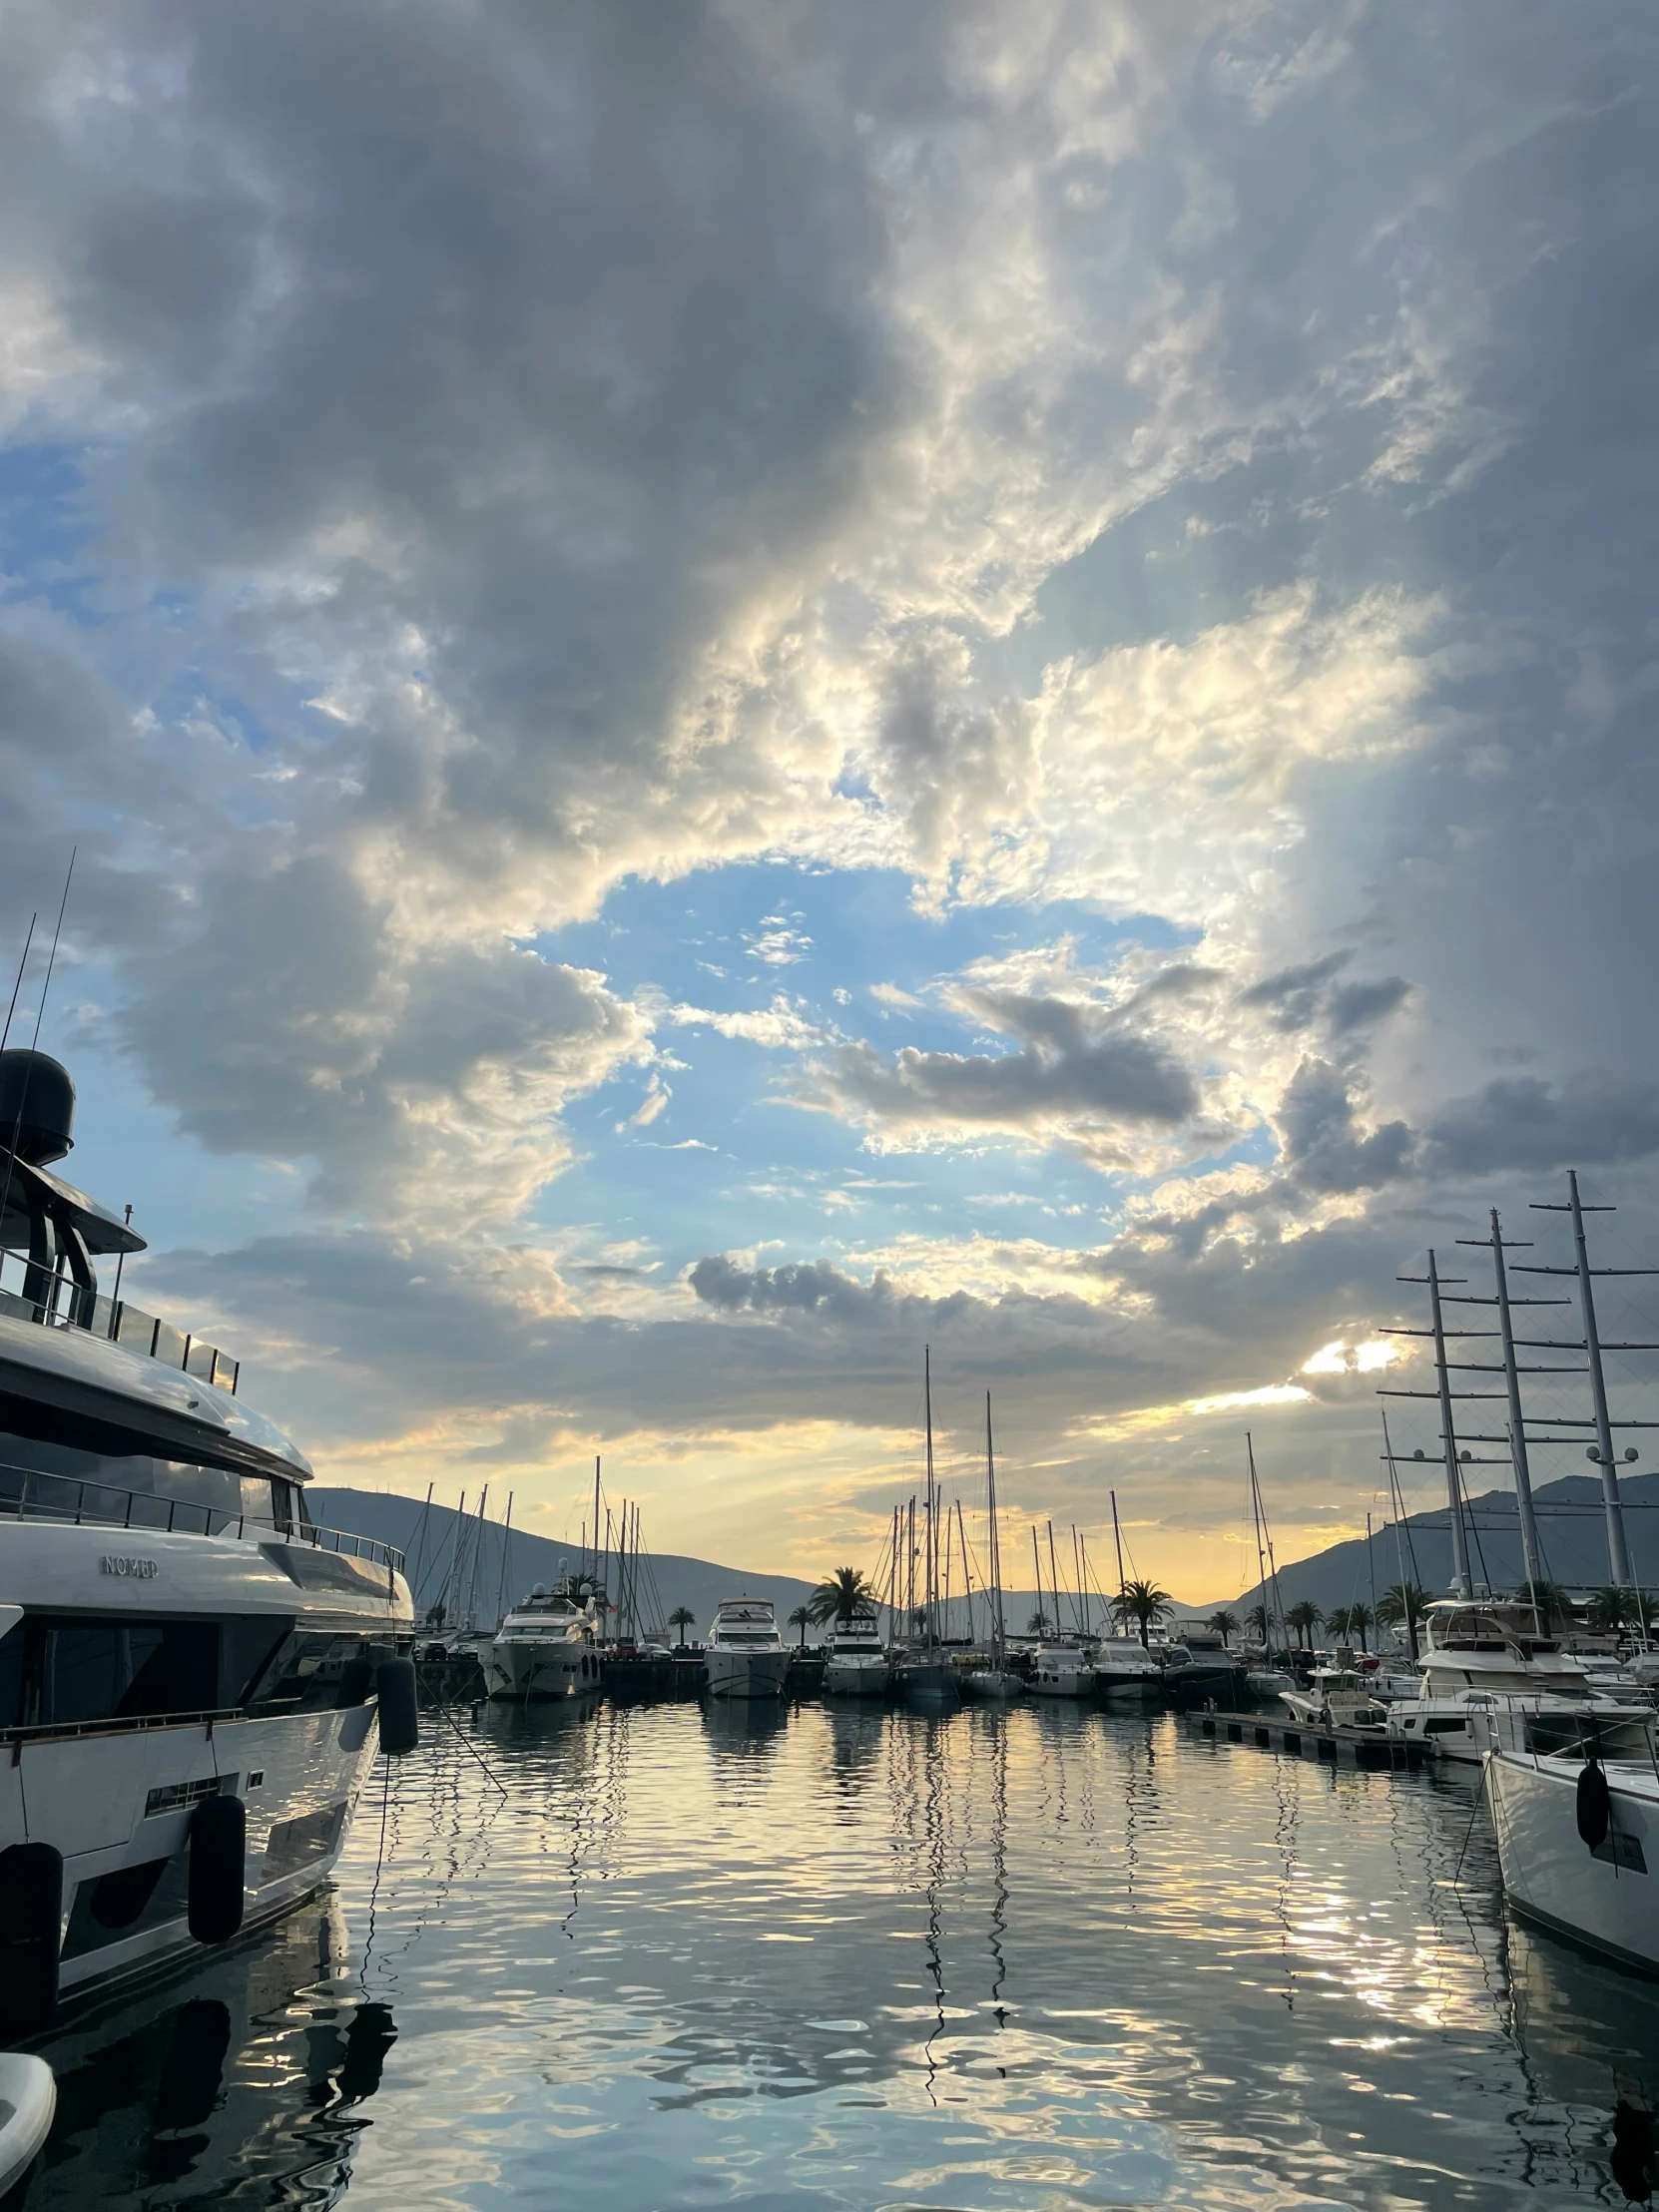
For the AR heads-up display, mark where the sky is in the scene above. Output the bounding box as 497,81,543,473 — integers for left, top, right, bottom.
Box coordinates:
5,0,1659,1601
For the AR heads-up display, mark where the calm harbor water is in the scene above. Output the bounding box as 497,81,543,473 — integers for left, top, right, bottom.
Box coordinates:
18,1701,1659,2210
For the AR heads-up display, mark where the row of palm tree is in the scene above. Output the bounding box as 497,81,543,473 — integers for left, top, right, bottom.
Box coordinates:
683,1570,1659,1657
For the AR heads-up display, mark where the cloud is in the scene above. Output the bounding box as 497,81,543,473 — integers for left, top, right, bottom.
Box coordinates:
664,995,823,1050
795,987,1201,1165
1275,1059,1414,1195
1421,1073,1659,1179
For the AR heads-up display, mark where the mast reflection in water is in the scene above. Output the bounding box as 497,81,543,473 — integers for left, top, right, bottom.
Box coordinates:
18,1701,1659,2209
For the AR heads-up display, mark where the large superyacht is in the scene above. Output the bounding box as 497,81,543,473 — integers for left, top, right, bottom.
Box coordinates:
0,1049,416,2036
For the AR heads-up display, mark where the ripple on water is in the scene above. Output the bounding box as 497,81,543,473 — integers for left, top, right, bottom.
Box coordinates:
17,1703,1659,2209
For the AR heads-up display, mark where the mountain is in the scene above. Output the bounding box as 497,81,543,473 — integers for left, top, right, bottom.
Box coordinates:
307,1486,1109,1642
308,1487,821,1636
1201,1471,1659,1618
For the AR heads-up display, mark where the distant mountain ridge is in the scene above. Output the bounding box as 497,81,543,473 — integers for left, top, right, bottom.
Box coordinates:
308,1486,1102,1642
312,1474,1655,1642
1200,1471,1659,1618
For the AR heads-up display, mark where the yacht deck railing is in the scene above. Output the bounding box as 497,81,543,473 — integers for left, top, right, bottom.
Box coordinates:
0,1458,403,1576
0,1247,241,1394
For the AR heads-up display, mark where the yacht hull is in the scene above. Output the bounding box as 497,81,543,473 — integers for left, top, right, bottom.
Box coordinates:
483,1637,597,1701
894,1659,958,1701
1489,1751,1659,1972
961,1668,1023,1700
824,1655,890,1697
2,1703,384,2010
704,1649,790,1701
1094,1671,1160,1703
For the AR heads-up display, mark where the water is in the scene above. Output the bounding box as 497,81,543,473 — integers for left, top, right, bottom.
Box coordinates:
19,1702,1659,2210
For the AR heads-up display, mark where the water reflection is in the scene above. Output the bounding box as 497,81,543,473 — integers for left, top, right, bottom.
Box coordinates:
16,1704,1659,2209
23,1898,391,2209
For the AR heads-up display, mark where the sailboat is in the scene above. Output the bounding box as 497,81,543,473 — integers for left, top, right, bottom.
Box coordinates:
893,1350,960,1701
964,1392,1022,1699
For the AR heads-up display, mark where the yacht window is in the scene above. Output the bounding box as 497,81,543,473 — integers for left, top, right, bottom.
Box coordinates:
0,1424,248,1531
7,1616,222,1727
243,1627,396,1715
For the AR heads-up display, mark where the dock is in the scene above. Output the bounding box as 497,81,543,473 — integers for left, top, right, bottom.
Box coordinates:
1182,1709,1429,1770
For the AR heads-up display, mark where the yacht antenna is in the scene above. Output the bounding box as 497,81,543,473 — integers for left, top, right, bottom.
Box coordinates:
0,854,73,1257
1520,1170,1659,1587
0,913,37,1055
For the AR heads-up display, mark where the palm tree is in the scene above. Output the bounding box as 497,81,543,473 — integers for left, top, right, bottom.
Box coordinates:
1512,1580,1576,1633
1113,1579,1173,1650
1026,1607,1051,1636
1245,1601,1270,1643
1206,1609,1240,1648
669,1605,696,1648
1286,1600,1323,1649
1326,1605,1351,1642
808,1566,875,1627
1344,1602,1375,1653
1377,1581,1428,1662
788,1604,813,1649
1588,1585,1639,1633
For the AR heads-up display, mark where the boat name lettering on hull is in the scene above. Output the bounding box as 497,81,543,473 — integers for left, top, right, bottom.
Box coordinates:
101,1555,160,1578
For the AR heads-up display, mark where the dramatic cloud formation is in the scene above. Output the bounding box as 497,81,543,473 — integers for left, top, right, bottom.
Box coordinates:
5,0,1659,1592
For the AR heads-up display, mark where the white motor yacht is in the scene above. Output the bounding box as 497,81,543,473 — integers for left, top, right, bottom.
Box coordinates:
823,1607,890,1697
1280,1666,1387,1730
1028,1643,1094,1699
1093,1637,1162,1703
484,1579,600,1701
1385,1600,1653,1765
703,1597,790,1701
1489,1746,1659,1971
0,1049,415,2035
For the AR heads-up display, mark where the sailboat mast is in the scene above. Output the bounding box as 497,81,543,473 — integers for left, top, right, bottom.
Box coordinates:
1071,1525,1086,1638
592,1456,603,1607
923,1348,936,1646
1246,1435,1269,1645
985,1393,1006,1660
954,1497,975,1645
495,1490,514,1628
1031,1524,1044,1637
1110,1489,1126,1604
1046,1520,1063,1641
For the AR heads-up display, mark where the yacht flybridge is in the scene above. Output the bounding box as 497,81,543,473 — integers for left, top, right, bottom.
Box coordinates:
1384,1600,1653,1765
0,1049,416,2035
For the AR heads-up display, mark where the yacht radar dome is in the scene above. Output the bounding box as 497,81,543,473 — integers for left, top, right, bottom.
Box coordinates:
0,1049,75,1163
